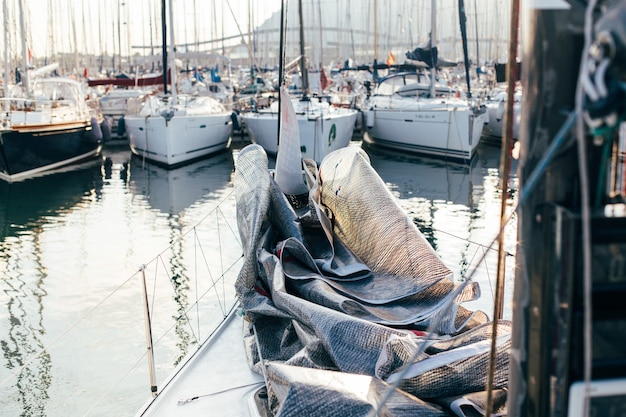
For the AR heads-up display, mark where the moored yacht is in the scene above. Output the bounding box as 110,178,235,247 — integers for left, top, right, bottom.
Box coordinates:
364,71,488,163
0,77,103,183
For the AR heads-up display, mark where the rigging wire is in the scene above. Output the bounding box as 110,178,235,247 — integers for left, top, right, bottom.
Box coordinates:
224,0,260,76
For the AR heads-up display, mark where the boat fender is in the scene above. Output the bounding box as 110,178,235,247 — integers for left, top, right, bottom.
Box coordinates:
366,109,375,129
117,116,126,136
101,118,112,142
230,111,240,131
89,117,103,141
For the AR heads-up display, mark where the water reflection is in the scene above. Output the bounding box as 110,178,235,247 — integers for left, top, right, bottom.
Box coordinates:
128,150,235,216
0,161,104,239
0,162,104,416
127,151,236,365
1,231,52,417
0,140,515,416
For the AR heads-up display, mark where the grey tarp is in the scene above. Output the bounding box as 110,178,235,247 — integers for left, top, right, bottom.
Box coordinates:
234,144,510,417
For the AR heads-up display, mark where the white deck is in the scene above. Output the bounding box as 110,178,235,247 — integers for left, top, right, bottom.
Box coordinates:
135,309,264,417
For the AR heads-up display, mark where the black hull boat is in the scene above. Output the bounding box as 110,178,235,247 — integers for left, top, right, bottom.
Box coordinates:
0,122,102,183
0,77,103,183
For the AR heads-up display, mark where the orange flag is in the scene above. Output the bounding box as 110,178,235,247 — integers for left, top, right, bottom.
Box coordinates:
386,51,396,66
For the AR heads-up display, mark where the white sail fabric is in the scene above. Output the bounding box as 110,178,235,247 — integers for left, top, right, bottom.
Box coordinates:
274,86,308,196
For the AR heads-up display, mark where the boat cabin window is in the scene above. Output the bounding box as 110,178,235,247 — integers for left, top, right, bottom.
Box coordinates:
375,73,428,96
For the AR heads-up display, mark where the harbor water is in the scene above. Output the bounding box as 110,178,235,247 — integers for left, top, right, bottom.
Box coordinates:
0,137,517,417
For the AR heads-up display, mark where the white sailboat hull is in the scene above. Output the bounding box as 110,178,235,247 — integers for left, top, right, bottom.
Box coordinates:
125,113,232,167
241,101,358,163
483,91,521,140
365,98,488,162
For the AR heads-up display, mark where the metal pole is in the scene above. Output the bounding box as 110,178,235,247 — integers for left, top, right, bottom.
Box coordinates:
17,0,29,94
298,0,309,98
429,0,436,98
485,0,519,415
3,0,9,104
277,0,286,148
140,265,158,396
161,0,168,94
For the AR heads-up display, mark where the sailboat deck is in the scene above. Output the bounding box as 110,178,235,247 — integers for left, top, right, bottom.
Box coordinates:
136,308,264,417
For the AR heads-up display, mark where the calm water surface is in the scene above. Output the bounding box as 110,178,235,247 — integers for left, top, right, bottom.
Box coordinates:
0,138,517,416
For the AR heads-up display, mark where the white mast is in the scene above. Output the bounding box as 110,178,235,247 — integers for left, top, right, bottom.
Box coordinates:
18,0,29,94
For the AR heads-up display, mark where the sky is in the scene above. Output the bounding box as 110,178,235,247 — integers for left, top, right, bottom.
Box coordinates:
15,0,281,58
7,0,518,71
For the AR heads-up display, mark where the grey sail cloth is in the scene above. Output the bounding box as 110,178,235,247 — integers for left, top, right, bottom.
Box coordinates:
234,144,511,417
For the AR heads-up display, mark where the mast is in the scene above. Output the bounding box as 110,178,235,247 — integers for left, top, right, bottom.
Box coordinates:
473,0,479,67
248,0,253,77
316,0,323,70
457,0,472,98
168,0,177,104
276,0,286,148
2,0,8,105
117,0,122,72
98,0,103,72
71,0,78,74
161,0,168,94
298,0,309,99
17,0,29,94
373,0,377,63
47,0,55,64
429,0,435,98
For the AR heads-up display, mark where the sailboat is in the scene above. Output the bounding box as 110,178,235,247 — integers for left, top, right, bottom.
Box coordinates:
133,47,511,417
123,0,233,168
239,0,358,164
483,87,522,142
130,1,626,416
135,97,511,417
0,2,102,183
363,0,488,163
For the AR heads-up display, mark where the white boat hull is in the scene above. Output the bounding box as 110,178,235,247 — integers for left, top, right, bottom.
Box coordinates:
483,97,521,140
125,113,232,167
242,105,358,163
365,101,488,162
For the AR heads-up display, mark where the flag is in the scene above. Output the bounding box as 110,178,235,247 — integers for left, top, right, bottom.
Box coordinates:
320,67,330,91
386,51,396,66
